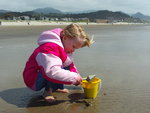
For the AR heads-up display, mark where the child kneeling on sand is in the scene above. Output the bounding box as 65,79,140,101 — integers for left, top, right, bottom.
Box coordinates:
23,24,94,102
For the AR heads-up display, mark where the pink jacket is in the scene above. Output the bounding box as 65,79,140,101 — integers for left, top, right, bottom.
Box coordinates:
23,28,79,90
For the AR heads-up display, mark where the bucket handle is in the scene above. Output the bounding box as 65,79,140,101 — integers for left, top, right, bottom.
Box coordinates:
98,81,102,93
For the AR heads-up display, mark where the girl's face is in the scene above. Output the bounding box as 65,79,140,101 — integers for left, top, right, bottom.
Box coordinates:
62,36,84,54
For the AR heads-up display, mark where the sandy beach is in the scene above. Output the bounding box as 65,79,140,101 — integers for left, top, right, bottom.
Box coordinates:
0,21,94,26
0,20,147,26
0,24,150,113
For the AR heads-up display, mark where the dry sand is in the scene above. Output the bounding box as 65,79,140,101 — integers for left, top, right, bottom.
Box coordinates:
0,21,146,26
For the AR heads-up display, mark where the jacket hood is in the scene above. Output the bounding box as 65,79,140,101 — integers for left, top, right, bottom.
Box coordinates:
37,28,64,49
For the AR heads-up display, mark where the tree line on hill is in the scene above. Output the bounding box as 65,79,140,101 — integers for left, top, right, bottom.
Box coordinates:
0,9,145,23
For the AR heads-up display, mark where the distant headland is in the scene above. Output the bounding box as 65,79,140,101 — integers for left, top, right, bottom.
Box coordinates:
0,7,150,25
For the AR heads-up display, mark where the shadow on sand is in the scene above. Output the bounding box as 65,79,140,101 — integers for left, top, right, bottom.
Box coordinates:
0,86,86,108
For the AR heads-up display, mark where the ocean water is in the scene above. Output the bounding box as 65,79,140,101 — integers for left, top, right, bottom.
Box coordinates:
0,24,150,113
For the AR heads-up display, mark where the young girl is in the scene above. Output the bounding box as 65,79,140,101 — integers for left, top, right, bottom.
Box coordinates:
23,23,94,102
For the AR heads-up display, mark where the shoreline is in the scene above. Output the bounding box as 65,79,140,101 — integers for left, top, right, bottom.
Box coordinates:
0,21,149,26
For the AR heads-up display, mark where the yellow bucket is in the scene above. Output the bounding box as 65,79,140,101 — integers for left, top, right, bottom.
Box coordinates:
81,77,101,99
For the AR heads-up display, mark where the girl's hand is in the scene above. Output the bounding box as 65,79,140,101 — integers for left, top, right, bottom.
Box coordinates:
74,74,82,86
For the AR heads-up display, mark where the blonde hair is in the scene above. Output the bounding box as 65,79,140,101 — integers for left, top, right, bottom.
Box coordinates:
61,23,94,47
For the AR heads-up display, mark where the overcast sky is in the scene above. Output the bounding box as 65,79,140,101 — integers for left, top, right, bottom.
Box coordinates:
0,0,150,16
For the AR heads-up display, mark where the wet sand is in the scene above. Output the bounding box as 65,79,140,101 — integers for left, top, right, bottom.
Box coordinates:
0,25,150,113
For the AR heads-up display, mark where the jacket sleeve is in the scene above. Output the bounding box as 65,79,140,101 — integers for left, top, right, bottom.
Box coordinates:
63,53,78,73
36,52,78,85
